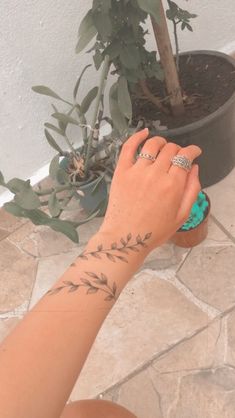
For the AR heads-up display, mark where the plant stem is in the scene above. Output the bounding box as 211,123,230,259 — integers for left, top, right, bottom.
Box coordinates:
35,185,71,196
64,134,78,158
151,0,184,116
84,55,110,176
139,80,169,114
173,21,180,72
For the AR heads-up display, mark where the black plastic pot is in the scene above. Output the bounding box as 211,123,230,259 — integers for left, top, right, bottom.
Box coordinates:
59,155,108,216
151,50,235,188
79,176,108,216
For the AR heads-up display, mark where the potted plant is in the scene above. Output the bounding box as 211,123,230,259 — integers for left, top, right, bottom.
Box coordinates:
171,191,211,247
0,57,129,243
77,0,235,187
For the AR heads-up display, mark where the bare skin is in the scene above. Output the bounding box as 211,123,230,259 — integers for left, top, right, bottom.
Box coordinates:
0,129,201,418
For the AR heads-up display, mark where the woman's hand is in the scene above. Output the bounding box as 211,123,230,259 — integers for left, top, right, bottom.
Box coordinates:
99,128,202,250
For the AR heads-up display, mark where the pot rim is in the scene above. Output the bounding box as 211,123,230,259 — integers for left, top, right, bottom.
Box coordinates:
177,191,211,233
154,50,235,136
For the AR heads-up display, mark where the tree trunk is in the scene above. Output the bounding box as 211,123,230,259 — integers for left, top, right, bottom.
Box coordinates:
151,0,185,116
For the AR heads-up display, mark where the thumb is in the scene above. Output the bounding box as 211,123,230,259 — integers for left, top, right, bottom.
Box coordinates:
176,164,201,227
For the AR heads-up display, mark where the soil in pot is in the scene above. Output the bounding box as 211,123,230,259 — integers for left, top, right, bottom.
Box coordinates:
132,54,235,129
171,191,211,248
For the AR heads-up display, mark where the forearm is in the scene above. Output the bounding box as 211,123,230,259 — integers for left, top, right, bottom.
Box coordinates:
0,230,151,418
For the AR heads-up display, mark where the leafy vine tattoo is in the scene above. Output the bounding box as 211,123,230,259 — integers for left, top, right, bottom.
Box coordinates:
77,232,152,263
47,272,117,302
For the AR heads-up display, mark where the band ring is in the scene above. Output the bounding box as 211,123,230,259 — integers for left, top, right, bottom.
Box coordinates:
138,152,156,162
171,155,192,172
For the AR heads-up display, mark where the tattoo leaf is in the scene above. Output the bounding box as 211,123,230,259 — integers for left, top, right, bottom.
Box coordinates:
100,273,108,284
105,295,114,301
97,244,103,251
118,248,129,254
144,232,152,240
63,280,75,286
136,234,141,243
111,242,117,250
81,278,92,286
79,254,88,261
106,253,116,262
138,242,147,248
68,285,79,292
112,282,117,295
120,238,126,246
116,255,128,263
47,287,63,296
91,252,102,259
70,263,76,267
87,287,98,294
129,246,139,252
86,272,99,279
127,233,132,241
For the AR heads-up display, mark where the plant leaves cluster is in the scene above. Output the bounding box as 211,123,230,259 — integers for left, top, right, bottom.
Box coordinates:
76,0,197,128
166,0,197,32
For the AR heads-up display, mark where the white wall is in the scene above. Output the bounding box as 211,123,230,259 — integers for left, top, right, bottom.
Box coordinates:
1,0,235,201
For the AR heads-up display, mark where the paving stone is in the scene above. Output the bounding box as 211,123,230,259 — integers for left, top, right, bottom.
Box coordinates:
177,245,235,312
0,318,20,343
144,320,224,417
8,222,38,257
143,242,189,271
153,320,224,374
0,228,9,241
33,226,79,257
29,247,84,308
169,367,235,418
226,310,235,367
0,208,25,233
114,369,163,418
198,217,232,247
206,167,235,239
70,272,209,400
0,240,37,313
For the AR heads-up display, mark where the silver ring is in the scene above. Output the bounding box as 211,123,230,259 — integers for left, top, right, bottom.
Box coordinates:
138,152,156,162
171,155,192,172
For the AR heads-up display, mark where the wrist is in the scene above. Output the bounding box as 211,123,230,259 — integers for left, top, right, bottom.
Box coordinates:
87,229,151,264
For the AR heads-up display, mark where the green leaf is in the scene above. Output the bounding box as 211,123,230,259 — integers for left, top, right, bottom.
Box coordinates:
14,184,41,210
7,178,28,193
48,192,61,217
4,203,50,225
32,85,63,100
49,219,79,243
137,0,160,23
52,112,79,126
32,86,72,105
92,11,112,41
49,155,61,180
73,64,92,101
78,10,94,37
56,169,69,185
117,76,132,120
76,25,97,54
44,123,65,136
80,86,98,114
185,23,193,32
0,171,5,186
109,83,128,134
120,45,141,69
44,129,64,154
93,49,104,70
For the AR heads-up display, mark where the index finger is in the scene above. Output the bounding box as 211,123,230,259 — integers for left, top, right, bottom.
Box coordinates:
118,128,149,169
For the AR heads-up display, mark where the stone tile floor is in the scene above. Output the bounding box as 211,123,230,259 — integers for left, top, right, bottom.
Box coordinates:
1,167,235,417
